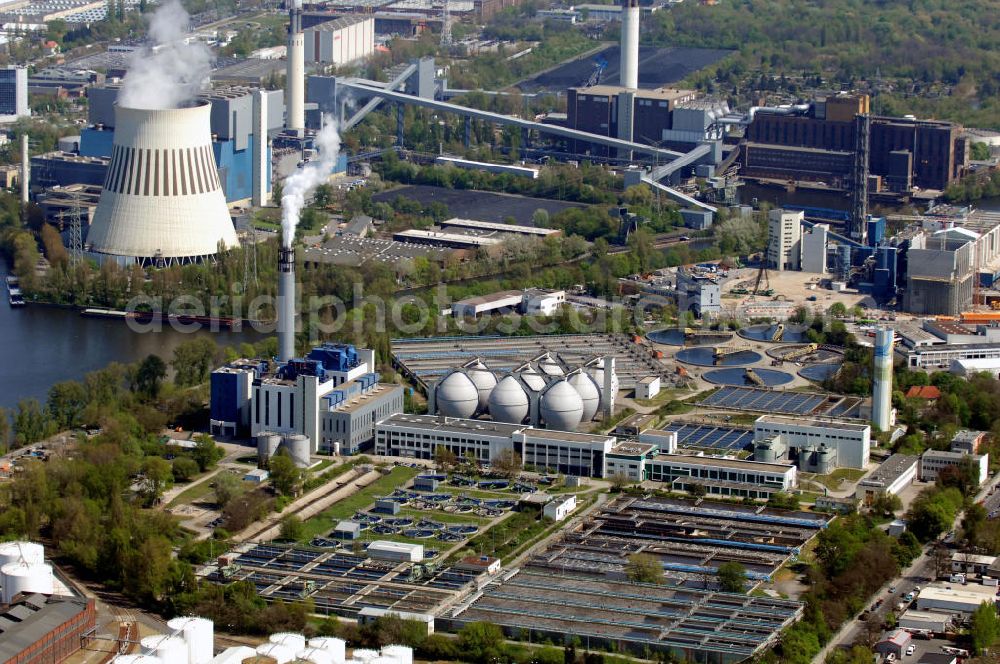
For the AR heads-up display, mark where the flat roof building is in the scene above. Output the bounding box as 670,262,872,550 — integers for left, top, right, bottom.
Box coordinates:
857,454,918,504
919,449,989,486
753,414,871,470
0,595,96,664
916,584,996,614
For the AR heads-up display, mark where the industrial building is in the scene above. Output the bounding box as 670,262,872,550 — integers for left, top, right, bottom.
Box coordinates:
800,223,829,274
752,414,871,470
304,16,375,64
450,288,566,318
374,413,616,477
856,454,918,505
916,584,996,614
210,343,404,455
904,228,977,315
428,356,616,430
0,66,29,122
646,453,795,499
919,449,989,485
675,267,721,317
741,93,968,193
767,209,803,271
698,386,864,418
0,595,96,664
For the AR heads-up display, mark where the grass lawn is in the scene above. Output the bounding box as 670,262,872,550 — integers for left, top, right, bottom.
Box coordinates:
299,466,418,542
805,468,867,491
167,475,221,509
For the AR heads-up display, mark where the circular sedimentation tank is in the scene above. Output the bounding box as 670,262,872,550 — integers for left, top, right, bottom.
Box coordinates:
675,348,763,367
799,363,842,382
647,329,733,346
702,367,794,387
739,323,810,343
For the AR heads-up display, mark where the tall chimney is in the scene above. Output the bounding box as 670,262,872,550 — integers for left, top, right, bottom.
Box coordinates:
619,0,640,90
286,1,305,134
602,356,615,419
871,326,893,432
278,246,296,362
20,133,28,205
252,89,270,207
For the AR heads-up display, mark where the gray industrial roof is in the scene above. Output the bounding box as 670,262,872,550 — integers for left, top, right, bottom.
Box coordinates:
0,595,91,661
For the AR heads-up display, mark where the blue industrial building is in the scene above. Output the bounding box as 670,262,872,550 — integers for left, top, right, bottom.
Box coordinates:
873,244,899,300
866,216,886,247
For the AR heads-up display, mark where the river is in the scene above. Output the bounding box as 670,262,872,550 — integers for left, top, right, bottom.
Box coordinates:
0,256,264,412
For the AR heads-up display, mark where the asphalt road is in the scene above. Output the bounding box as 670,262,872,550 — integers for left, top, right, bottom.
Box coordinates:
813,472,1000,663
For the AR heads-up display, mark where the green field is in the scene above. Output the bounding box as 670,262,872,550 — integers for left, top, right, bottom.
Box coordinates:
298,466,418,541
166,472,230,509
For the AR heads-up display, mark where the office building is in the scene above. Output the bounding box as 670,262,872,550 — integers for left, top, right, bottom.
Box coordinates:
856,454,918,504
0,66,29,122
767,209,803,270
374,414,616,477
951,430,986,454
919,449,989,486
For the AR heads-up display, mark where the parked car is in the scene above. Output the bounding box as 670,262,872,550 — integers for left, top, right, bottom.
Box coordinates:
906,645,915,656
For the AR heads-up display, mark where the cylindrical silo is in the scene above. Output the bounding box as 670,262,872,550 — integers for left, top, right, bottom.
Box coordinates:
87,102,239,263
269,633,307,652
280,436,311,469
308,637,345,662
167,616,214,664
141,634,188,664
1,561,54,604
368,657,396,664
211,646,256,664
0,541,44,567
256,643,295,664
111,656,162,664
296,647,333,664
257,432,282,465
351,649,379,663
381,645,413,664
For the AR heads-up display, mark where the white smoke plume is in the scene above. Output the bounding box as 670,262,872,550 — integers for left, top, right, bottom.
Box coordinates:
281,117,341,248
118,0,213,110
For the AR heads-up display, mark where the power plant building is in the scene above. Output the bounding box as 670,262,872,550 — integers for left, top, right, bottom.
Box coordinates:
753,414,871,470
767,209,803,270
210,343,404,455
904,228,977,315
675,267,720,317
304,16,375,65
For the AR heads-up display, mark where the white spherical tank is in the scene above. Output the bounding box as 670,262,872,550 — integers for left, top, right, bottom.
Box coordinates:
539,380,584,431
308,637,346,662
351,649,379,662
488,375,530,424
568,372,602,422
0,541,44,567
269,633,307,652
538,362,564,377
140,634,188,664
435,371,479,419
518,367,546,392
87,102,239,261
257,432,282,464
296,647,333,664
257,643,296,663
280,435,312,469
1,561,54,604
381,645,413,664
167,616,214,664
587,359,620,394
466,365,498,412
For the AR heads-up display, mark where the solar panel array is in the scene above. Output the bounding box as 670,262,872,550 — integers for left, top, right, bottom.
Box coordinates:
661,422,755,452
699,386,829,415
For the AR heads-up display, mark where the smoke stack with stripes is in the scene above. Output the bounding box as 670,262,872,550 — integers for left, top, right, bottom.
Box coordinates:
286,0,305,134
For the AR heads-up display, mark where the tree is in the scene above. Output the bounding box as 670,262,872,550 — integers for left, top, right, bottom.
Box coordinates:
491,448,522,479
457,622,504,663
14,399,50,448
717,561,747,593
609,472,632,492
279,515,305,542
971,601,1000,654
213,472,245,508
139,457,174,505
870,492,902,516
269,452,303,497
135,354,167,400
171,338,218,387
47,381,88,429
434,445,457,470
829,302,848,317
192,434,223,472
172,457,200,482
625,553,663,584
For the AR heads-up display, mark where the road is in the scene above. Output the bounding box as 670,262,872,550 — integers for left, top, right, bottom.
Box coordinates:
812,472,1000,663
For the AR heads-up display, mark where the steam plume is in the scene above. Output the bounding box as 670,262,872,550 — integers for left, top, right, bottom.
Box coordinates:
281,117,341,248
118,0,213,110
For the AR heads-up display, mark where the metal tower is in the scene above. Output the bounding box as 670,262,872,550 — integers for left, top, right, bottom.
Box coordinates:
242,225,258,289
850,113,871,243
69,191,83,266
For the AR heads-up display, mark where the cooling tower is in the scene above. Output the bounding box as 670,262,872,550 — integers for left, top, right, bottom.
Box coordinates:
620,0,640,89
87,102,238,263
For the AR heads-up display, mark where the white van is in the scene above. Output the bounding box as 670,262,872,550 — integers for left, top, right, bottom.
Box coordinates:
950,573,967,584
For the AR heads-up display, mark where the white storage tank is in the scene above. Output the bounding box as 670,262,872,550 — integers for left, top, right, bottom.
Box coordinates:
257,432,282,464
0,541,44,567
568,371,601,422
351,649,379,663
280,435,312,469
466,363,497,412
488,375,529,424
167,616,214,664
269,633,307,652
1,561,54,603
368,657,396,664
140,634,189,664
518,367,546,392
307,637,346,662
112,656,162,664
256,643,296,663
208,645,255,664
539,379,584,431
295,647,333,664
381,645,412,664
435,371,479,418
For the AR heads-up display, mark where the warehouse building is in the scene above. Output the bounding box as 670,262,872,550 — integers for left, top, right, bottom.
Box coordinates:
211,344,404,454
919,450,989,485
916,584,996,614
753,414,871,469
897,609,952,634
304,16,375,65
856,454,918,505
374,414,615,477
0,595,96,664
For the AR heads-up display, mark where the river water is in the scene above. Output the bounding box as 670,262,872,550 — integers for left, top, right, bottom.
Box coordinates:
0,256,264,411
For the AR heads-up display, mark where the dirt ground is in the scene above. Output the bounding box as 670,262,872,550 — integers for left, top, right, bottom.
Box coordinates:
722,268,877,312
